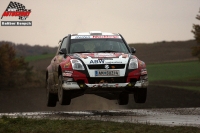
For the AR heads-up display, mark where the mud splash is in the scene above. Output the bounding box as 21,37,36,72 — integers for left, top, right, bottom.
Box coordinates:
0,108,199,127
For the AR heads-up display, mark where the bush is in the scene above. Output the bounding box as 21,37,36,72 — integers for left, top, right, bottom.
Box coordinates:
0,44,33,88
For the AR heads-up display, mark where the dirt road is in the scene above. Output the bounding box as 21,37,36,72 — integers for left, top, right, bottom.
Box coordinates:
1,84,200,127
1,108,200,127
0,85,200,111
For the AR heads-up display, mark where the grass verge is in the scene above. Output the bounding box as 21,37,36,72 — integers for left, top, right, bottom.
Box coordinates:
147,61,200,91
147,61,200,82
25,54,55,62
0,117,199,133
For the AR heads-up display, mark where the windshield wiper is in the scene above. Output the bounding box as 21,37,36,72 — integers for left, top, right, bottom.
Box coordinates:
96,50,120,53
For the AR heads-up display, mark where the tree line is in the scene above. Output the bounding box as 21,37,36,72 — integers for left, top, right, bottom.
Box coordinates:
0,41,57,88
192,8,200,61
0,44,32,87
0,41,57,56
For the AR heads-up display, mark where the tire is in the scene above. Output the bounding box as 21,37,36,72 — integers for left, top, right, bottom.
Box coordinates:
46,78,57,107
118,92,129,105
134,88,147,103
58,75,71,105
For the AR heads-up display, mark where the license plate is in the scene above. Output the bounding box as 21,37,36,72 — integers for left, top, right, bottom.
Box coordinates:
95,70,120,76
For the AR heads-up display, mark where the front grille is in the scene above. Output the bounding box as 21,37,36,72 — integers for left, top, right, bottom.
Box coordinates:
88,64,125,69
87,77,126,84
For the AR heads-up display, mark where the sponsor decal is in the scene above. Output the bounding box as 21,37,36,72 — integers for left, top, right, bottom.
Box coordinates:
74,36,91,39
65,70,73,73
71,35,121,39
90,59,104,64
64,62,71,68
93,35,121,38
104,61,122,64
63,71,73,77
91,83,120,88
63,72,72,77
94,53,115,57
1,1,32,26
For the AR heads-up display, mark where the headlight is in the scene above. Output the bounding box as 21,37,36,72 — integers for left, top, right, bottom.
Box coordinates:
70,59,85,70
128,58,138,69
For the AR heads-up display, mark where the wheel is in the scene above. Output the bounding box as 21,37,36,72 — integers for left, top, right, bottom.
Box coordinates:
58,75,71,105
46,78,57,107
118,92,129,105
134,88,147,103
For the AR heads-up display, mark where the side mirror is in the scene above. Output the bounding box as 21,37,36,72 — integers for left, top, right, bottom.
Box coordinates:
131,47,136,54
59,48,66,55
58,39,62,44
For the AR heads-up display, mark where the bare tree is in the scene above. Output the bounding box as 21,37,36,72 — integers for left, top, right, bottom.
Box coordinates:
0,44,32,87
191,8,200,61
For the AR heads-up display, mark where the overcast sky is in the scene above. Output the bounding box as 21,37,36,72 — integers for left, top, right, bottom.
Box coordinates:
0,0,199,47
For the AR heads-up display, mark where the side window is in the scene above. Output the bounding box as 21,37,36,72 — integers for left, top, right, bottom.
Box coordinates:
60,37,68,50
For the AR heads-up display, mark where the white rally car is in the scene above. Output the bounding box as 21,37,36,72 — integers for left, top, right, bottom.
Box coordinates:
46,31,148,107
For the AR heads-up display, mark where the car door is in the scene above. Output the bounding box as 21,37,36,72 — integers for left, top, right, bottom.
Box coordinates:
52,37,68,85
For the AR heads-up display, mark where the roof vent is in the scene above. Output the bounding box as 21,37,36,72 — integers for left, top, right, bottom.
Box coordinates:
89,31,102,35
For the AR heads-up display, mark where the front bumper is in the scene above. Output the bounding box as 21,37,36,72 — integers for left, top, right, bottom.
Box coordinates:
62,80,148,90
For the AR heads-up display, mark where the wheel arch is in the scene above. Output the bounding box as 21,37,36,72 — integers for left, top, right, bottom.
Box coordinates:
45,70,48,88
58,65,62,77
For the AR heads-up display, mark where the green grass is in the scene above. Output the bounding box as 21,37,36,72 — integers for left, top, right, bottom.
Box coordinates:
147,61,200,92
147,61,200,82
0,117,199,133
25,53,55,62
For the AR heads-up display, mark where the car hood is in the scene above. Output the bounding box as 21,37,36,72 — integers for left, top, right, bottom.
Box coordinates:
74,53,130,65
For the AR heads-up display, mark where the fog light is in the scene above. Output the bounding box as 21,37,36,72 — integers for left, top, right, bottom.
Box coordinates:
128,83,132,86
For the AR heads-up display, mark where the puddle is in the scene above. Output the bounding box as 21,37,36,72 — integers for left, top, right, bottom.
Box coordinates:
0,108,199,127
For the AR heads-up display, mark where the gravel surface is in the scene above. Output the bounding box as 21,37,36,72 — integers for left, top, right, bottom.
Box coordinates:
0,85,200,127
0,108,200,127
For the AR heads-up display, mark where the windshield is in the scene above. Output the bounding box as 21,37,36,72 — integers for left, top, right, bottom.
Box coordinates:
70,39,130,53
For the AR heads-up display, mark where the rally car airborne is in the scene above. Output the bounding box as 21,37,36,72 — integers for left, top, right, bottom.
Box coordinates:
46,31,148,107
